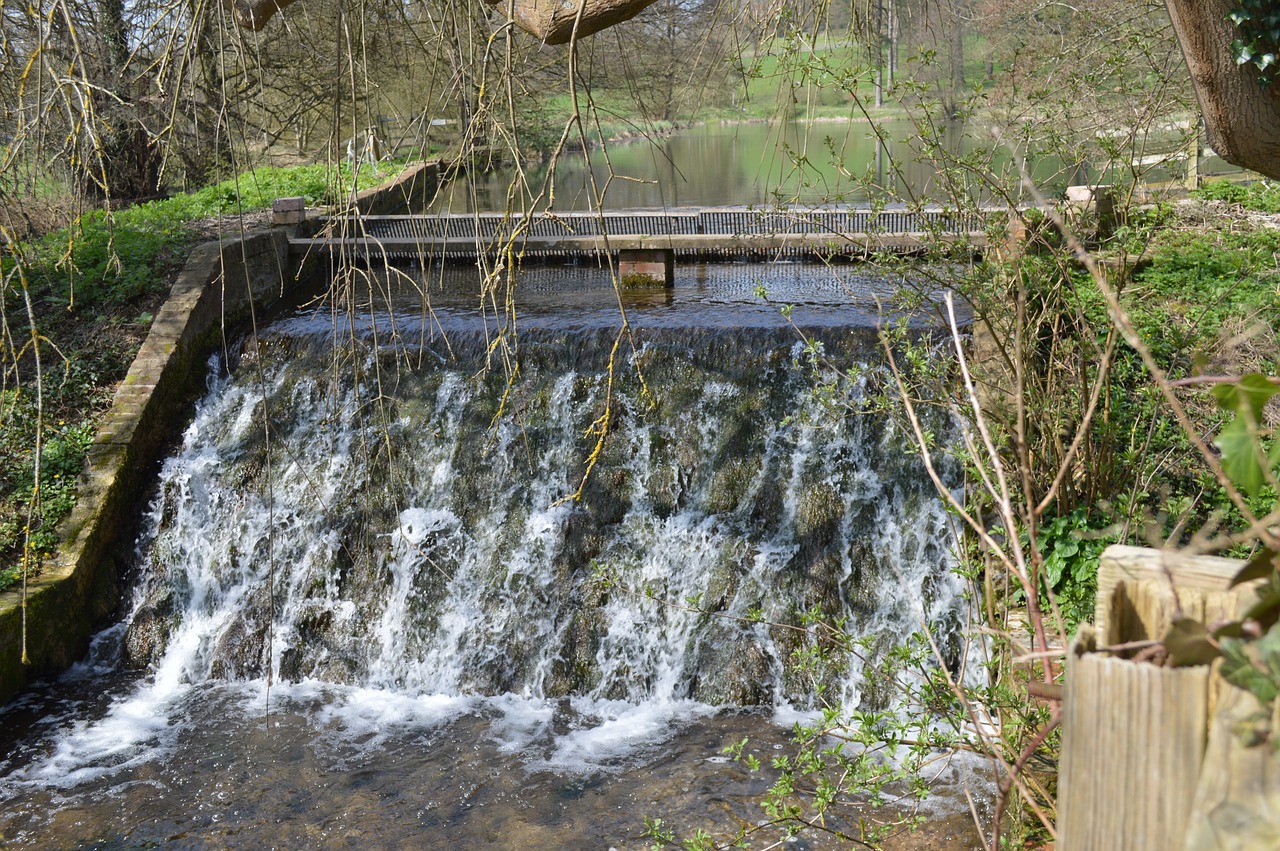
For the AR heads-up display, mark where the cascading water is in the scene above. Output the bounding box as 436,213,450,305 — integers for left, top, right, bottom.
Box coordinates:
0,263,982,848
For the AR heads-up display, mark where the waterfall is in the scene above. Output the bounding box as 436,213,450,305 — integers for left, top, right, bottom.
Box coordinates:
0,265,974,846
122,306,961,710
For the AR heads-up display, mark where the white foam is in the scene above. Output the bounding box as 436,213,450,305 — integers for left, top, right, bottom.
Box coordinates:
8,687,179,789
308,683,475,736
485,693,555,753
533,698,716,773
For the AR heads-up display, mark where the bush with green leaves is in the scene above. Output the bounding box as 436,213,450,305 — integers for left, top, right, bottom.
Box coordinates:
0,396,95,590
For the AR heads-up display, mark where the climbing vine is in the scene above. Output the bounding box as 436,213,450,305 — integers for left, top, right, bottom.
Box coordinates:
1230,1,1280,87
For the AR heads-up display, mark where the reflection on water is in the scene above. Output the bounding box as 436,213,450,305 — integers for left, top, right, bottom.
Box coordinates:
283,261,950,338
436,119,1241,212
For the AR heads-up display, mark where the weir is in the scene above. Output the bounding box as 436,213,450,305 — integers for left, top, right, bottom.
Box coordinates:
0,256,983,847
291,205,998,264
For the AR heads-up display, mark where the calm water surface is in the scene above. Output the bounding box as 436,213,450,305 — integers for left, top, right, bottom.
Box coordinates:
437,119,1240,212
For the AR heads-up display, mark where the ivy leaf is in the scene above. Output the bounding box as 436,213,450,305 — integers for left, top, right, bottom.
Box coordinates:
1231,548,1280,588
1164,617,1221,667
1233,38,1257,65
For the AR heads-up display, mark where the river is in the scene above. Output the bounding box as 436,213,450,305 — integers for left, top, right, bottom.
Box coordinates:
0,124,1031,848
0,261,991,848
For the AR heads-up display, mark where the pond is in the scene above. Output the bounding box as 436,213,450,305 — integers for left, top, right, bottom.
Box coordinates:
436,119,1240,212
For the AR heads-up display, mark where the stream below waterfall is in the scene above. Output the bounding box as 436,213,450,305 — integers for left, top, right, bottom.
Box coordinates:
0,261,990,849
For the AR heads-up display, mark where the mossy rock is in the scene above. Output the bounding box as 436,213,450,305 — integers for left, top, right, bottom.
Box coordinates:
795,482,844,543
643,464,679,519
707,456,761,514
548,608,604,696
208,608,270,680
691,625,773,705
123,585,178,668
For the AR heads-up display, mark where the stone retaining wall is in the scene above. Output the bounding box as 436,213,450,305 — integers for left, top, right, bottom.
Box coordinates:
352,160,442,215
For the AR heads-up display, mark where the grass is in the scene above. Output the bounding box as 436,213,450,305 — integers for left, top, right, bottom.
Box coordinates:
0,158,410,592
1091,200,1279,553
1193,177,1280,213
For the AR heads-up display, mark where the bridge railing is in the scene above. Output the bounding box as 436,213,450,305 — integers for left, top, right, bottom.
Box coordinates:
325,206,1002,244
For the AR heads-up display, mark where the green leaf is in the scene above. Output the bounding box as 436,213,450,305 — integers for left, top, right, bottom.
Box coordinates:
1231,548,1280,588
1233,39,1256,65
1213,620,1248,640
1212,373,1280,421
1216,416,1267,497
1244,574,1280,629
1221,638,1280,705
1258,623,1280,681
1164,617,1222,667
1044,551,1066,587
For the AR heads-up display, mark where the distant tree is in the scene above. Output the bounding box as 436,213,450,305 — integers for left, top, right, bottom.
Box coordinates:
594,0,727,122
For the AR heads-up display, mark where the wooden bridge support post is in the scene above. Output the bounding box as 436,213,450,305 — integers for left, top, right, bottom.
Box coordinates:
617,248,674,287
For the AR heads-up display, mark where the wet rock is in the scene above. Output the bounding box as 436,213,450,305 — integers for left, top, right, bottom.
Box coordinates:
644,463,679,519
559,511,604,571
795,483,843,556
691,625,773,706
583,467,631,527
707,457,759,514
123,585,178,668
209,609,270,680
548,607,604,697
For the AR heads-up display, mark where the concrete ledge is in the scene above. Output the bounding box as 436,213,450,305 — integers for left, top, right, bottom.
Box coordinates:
350,160,443,216
290,231,991,258
0,229,313,702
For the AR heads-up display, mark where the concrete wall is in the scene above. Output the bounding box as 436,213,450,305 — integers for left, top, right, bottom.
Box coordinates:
352,160,441,215
0,159,448,703
0,230,309,702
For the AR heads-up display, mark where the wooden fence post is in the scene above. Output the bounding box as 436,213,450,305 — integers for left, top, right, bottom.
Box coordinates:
1057,545,1255,851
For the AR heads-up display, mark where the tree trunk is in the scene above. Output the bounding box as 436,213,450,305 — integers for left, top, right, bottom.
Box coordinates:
948,0,964,99
1164,0,1280,180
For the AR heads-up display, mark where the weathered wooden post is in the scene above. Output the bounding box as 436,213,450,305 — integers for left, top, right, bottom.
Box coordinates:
1064,184,1116,241
1185,125,1201,191
1058,545,1269,851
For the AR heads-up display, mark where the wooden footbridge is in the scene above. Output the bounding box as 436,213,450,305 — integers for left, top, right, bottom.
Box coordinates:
289,206,1000,283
